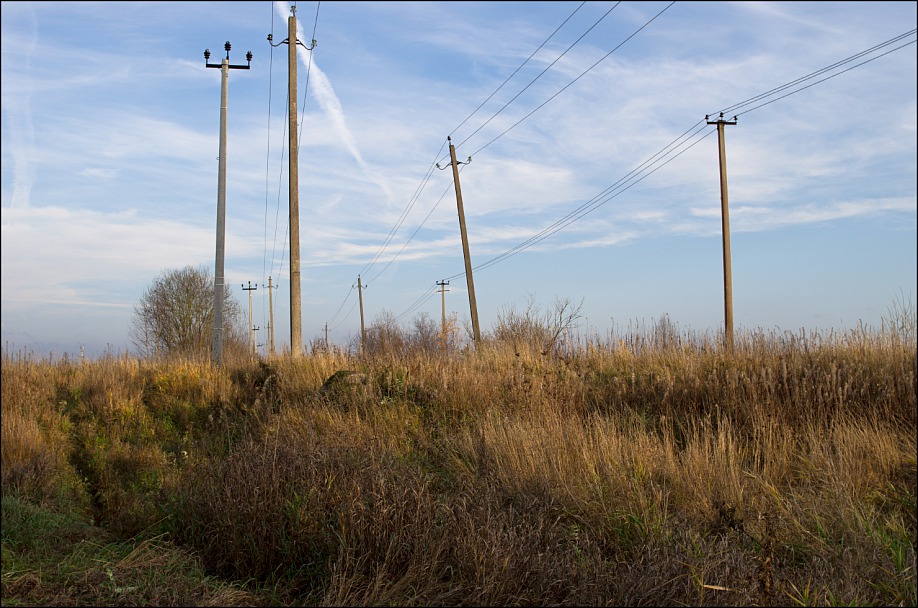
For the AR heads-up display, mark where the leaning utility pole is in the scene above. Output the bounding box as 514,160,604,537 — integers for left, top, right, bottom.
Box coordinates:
242,282,258,355
441,136,481,344
437,279,450,354
268,7,316,358
357,275,367,354
706,112,738,350
204,41,251,367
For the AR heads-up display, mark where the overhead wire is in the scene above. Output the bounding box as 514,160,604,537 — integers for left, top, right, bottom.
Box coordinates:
463,1,676,160
365,170,463,285
442,27,917,283
383,2,677,321
395,283,439,323
449,1,590,140
358,139,448,279
261,1,277,329
327,282,355,328
361,1,622,287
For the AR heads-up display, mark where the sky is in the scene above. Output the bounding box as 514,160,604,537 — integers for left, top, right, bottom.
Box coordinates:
2,1,916,358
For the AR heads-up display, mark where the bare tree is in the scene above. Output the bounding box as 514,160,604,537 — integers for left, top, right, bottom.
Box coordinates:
492,294,583,355
129,265,246,360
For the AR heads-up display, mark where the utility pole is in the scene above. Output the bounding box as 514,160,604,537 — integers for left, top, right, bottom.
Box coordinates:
242,282,258,355
266,276,277,356
204,41,251,367
324,322,329,352
439,136,481,345
706,112,737,350
268,7,316,358
437,279,450,354
357,275,367,354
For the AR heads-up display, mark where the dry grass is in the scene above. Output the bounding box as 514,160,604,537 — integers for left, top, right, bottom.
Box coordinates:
2,308,915,606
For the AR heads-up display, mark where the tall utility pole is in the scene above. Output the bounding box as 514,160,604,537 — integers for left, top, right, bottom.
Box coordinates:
204,42,251,367
324,322,329,352
268,7,316,358
437,279,450,354
706,112,738,350
441,136,481,344
242,282,258,355
266,276,277,356
357,275,367,354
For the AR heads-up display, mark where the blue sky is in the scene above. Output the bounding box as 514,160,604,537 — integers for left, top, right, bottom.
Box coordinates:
2,1,916,357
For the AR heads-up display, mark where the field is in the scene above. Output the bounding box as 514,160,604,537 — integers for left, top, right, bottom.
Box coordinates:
2,310,916,606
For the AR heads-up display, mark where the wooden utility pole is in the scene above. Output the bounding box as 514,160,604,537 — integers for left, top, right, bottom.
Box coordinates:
242,281,258,355
268,7,315,357
445,136,481,344
357,275,367,353
437,279,450,354
706,112,737,350
324,322,329,352
286,11,303,357
267,276,276,356
204,42,251,367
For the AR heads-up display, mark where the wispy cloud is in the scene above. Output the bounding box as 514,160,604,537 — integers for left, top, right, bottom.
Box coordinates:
1,3,38,209
275,1,396,204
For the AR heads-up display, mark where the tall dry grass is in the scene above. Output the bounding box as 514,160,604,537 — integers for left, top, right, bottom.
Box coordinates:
2,305,915,606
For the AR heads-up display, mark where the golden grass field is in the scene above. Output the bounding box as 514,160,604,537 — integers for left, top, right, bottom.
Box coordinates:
2,309,916,606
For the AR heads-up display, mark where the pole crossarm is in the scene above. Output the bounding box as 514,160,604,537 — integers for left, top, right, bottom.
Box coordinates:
706,112,738,126
204,41,252,70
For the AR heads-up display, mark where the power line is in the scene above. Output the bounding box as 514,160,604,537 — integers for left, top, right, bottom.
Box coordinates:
365,172,460,285
358,2,597,284
463,1,676,160
450,1,592,141
359,139,448,279
330,291,359,332
718,28,916,119
445,124,715,282
262,1,277,334
327,283,355,327
443,27,916,281
395,283,439,323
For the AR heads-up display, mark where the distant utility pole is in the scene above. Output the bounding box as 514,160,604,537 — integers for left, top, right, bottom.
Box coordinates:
437,279,450,354
706,112,738,350
204,41,251,367
242,281,258,355
439,136,481,345
266,276,277,356
268,7,316,358
357,275,367,354
324,322,329,352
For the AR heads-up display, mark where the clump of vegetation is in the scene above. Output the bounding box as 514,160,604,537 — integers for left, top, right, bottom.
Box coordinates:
2,298,915,606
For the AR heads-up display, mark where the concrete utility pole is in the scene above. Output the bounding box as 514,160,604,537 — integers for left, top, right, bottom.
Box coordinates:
437,279,450,354
204,42,251,367
242,282,258,355
441,136,481,345
706,112,738,350
357,275,367,354
267,276,277,356
268,7,316,358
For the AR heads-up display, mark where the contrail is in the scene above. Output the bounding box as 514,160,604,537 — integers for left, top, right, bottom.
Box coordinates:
275,2,396,203
2,4,38,209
